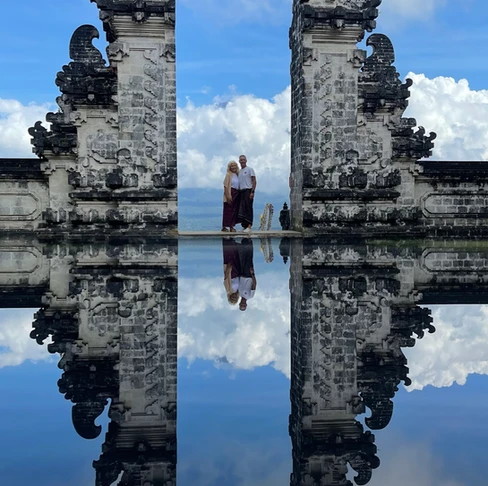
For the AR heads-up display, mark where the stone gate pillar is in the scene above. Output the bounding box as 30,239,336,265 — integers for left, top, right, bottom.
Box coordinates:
92,0,177,227
26,1,177,233
289,1,440,236
290,0,381,232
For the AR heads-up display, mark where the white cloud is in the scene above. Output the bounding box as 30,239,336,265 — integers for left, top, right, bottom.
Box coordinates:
177,87,291,195
178,272,291,377
3,73,488,196
406,72,488,160
368,438,465,486
0,99,51,158
0,309,52,367
405,305,488,391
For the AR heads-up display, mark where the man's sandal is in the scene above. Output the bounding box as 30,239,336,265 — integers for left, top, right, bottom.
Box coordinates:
221,227,229,232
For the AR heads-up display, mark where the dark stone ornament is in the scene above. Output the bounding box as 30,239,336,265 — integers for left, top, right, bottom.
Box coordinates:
28,119,78,159
360,33,413,114
56,24,116,107
28,25,116,159
299,0,383,34
359,33,437,161
393,122,437,160
279,202,291,230
58,357,118,439
30,308,79,354
279,236,291,264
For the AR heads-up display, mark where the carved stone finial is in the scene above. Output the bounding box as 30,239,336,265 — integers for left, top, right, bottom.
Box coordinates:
360,33,412,114
28,118,78,159
55,25,116,107
69,25,104,65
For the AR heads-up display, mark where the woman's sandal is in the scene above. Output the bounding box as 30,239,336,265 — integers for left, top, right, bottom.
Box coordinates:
221,227,229,232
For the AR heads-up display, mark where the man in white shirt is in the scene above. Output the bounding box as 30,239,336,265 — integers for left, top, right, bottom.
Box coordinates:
237,155,257,233
238,238,257,311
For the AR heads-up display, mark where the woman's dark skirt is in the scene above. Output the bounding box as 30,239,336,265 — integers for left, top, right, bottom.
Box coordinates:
222,188,240,228
223,238,240,278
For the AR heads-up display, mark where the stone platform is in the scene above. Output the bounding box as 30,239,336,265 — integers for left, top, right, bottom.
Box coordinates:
178,230,302,238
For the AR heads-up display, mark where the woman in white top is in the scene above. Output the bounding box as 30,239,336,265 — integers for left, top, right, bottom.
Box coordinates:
222,160,240,232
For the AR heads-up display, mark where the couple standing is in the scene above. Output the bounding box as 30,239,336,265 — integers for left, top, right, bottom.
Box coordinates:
222,237,256,311
222,154,256,233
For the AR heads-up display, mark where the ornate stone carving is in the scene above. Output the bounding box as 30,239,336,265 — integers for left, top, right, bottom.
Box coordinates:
359,34,412,114
58,357,118,439
55,24,116,108
28,119,77,159
298,0,382,33
92,0,176,42
30,308,79,354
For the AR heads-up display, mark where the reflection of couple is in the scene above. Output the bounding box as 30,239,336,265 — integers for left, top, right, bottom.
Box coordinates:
222,155,257,233
222,238,257,311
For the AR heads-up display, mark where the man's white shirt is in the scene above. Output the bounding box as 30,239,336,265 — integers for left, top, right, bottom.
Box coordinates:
239,277,255,300
238,166,255,190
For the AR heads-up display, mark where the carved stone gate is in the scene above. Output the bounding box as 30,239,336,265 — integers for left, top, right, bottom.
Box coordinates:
290,0,488,237
1,0,177,236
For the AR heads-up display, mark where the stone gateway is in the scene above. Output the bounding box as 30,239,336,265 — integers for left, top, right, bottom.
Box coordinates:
2,0,488,238
1,0,177,236
289,0,488,237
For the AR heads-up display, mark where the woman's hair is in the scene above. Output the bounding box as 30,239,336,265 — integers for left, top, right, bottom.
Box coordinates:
227,160,239,174
227,291,239,305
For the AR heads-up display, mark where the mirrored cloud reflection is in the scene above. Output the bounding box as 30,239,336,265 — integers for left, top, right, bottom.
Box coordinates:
178,270,291,378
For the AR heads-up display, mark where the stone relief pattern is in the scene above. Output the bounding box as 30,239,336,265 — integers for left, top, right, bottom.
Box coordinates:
26,3,177,229
96,274,177,486
289,1,307,230
93,0,176,43
29,25,116,162
310,54,333,189
291,1,488,235
355,33,435,212
291,244,444,485
26,242,178,486
298,0,382,32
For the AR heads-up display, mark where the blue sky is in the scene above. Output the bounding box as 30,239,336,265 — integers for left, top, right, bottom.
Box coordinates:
2,0,488,199
1,1,487,103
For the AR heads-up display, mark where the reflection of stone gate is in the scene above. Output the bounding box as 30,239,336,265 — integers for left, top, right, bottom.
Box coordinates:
0,0,177,235
2,238,488,484
287,240,488,485
0,238,178,486
290,0,488,236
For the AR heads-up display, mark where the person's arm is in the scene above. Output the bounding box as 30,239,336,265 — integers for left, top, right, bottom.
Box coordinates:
250,175,256,199
226,186,232,202
224,178,232,202
250,267,257,290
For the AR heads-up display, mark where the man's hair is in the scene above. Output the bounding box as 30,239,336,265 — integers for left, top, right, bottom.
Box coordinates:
239,154,247,159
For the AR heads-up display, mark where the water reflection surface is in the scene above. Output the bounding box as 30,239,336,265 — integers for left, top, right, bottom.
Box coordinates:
0,237,487,485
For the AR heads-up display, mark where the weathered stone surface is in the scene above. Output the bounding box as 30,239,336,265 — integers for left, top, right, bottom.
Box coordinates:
1,240,179,486
0,0,178,235
289,0,488,237
287,239,488,485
